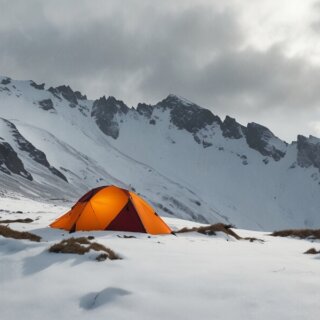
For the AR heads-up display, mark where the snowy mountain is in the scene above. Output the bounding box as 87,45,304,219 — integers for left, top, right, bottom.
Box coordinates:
0,75,320,230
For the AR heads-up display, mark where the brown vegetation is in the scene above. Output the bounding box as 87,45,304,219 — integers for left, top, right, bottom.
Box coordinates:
271,229,320,240
176,223,264,242
0,218,33,224
49,237,121,260
176,223,239,237
0,224,41,242
178,224,231,238
243,237,264,243
304,248,320,254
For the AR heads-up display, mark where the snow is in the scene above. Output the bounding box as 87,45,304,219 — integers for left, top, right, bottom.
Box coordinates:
1,76,320,231
0,195,319,320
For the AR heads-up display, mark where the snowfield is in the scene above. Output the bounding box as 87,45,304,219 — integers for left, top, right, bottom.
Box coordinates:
1,195,319,320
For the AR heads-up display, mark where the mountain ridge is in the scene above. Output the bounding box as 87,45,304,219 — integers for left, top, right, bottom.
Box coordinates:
0,75,320,230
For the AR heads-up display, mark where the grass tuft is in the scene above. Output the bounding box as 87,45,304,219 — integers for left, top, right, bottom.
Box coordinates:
176,223,241,239
49,238,89,255
271,229,320,240
176,223,264,242
0,225,41,242
304,248,320,254
49,237,121,260
0,218,33,224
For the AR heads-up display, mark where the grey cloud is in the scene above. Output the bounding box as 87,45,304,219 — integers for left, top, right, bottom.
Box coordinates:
311,1,320,32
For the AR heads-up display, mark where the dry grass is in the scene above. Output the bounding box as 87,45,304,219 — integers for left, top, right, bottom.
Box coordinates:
176,223,264,242
304,248,320,255
49,237,121,260
271,229,320,240
243,237,263,243
0,218,33,224
0,225,41,242
176,223,241,238
49,237,89,255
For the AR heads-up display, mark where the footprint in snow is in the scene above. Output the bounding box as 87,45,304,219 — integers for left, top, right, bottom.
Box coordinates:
79,287,131,310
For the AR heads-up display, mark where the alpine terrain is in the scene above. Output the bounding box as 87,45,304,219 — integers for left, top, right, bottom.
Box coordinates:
1,77,320,320
0,75,320,231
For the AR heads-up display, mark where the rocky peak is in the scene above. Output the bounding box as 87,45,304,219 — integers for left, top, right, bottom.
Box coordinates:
157,94,194,108
48,85,78,106
245,123,286,161
136,103,153,118
297,135,320,170
157,94,221,134
105,96,129,114
91,96,129,139
30,81,45,90
1,77,11,85
74,91,87,100
221,116,246,139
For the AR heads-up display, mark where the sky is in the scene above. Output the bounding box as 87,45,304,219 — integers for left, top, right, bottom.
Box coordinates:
1,0,320,142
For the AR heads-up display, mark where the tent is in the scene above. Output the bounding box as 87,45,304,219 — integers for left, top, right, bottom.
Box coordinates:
50,185,172,234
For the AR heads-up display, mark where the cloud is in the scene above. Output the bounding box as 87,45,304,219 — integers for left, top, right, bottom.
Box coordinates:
309,121,320,136
0,0,320,141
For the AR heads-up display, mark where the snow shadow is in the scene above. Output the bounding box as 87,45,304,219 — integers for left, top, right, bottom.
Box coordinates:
0,237,39,255
23,250,88,276
30,227,66,242
79,287,131,310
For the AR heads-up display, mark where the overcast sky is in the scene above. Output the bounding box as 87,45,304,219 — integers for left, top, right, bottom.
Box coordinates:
1,0,320,142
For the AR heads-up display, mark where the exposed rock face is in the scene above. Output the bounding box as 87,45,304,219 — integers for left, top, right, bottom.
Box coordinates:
91,96,129,139
0,142,32,180
157,95,221,134
74,91,87,100
3,120,67,182
297,135,320,170
221,116,246,139
49,85,78,106
136,103,153,118
245,123,286,161
38,99,55,111
1,77,11,85
30,81,45,90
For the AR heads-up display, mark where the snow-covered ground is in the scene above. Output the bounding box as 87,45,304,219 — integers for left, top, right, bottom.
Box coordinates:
1,195,319,320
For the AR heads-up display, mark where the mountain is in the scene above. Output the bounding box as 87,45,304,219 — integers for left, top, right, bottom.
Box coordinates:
0,75,320,230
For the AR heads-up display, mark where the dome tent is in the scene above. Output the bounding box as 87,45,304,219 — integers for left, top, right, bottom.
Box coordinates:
50,185,172,235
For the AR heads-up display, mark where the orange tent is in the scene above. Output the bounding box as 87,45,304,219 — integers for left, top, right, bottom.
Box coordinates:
50,185,172,234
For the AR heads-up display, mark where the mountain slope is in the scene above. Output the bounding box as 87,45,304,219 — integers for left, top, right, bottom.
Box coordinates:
0,75,319,230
